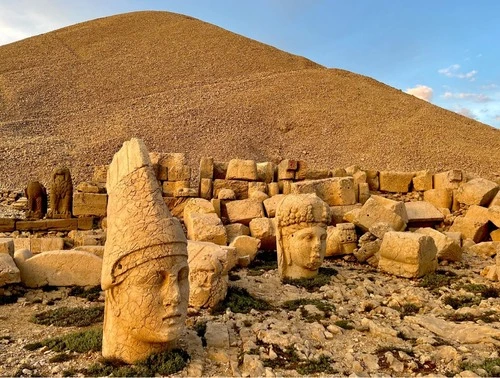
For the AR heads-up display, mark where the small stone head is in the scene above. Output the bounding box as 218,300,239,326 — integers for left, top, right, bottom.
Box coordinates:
276,194,330,279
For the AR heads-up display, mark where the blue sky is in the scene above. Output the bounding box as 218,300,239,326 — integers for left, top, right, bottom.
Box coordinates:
1,0,499,128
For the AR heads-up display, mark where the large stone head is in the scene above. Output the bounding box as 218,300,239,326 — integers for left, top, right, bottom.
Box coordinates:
276,194,330,279
101,138,189,364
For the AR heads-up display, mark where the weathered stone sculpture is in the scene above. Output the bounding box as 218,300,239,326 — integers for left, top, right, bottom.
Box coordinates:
187,241,230,310
47,167,73,219
276,194,330,279
102,138,189,364
325,223,358,257
25,181,47,219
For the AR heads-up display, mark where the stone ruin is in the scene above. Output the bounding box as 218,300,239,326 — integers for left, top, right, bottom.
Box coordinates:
1,138,500,365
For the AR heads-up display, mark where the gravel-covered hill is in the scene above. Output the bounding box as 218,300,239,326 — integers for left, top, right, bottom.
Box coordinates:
0,11,499,190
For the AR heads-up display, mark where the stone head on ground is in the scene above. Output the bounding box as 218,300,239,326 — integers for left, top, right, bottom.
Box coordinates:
276,193,330,280
101,138,189,364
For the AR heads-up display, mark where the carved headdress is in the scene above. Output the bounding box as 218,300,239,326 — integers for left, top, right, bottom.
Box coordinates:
101,138,187,290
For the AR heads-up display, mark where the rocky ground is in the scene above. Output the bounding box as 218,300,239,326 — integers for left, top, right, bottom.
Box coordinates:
1,251,500,377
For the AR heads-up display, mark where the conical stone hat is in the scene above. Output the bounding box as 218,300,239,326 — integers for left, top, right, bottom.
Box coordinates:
101,138,187,289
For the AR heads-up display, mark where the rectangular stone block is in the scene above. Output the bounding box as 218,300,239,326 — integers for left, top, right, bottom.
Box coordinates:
199,157,214,180
168,165,191,181
225,223,250,244
0,254,20,286
185,212,227,245
413,171,433,191
0,218,16,232
249,217,276,250
405,201,444,225
291,177,356,206
449,217,489,243
175,187,198,198
456,178,499,207
13,238,31,251
366,170,379,191
279,180,293,195
213,179,249,200
424,189,453,210
199,178,213,200
267,182,279,197
77,217,95,230
277,159,298,180
162,181,176,197
489,206,500,228
16,219,78,231
0,238,14,256
225,199,265,225
31,237,65,253
263,195,285,218
226,159,258,181
434,170,462,190
73,193,107,217
164,197,190,219
330,204,362,224
256,162,275,183
379,171,415,193
490,191,500,208
378,231,437,278
213,161,228,180
248,182,267,196
354,196,407,232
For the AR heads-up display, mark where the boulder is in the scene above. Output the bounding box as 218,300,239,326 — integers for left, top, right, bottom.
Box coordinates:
466,242,500,258
229,236,261,266
378,232,437,278
353,196,407,232
213,179,249,200
14,249,102,287
225,223,250,244
185,213,227,246
256,162,275,183
226,199,265,225
488,206,500,228
412,171,433,191
455,178,499,206
379,171,415,193
0,254,21,286
433,170,463,190
415,228,462,262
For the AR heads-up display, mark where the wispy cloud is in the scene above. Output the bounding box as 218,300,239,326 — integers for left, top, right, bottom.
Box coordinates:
495,115,500,122
481,84,498,90
442,92,492,103
406,85,433,102
438,64,477,81
455,107,478,120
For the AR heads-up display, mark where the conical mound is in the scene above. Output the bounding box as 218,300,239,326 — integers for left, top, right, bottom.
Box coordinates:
0,11,498,189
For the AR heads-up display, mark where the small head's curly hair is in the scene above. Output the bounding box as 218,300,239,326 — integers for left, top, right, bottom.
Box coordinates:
276,194,330,229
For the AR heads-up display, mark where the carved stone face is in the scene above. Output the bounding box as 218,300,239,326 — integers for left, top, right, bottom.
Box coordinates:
110,255,189,343
189,263,228,309
283,225,327,272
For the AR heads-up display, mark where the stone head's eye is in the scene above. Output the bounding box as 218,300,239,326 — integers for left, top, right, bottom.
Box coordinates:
321,233,327,241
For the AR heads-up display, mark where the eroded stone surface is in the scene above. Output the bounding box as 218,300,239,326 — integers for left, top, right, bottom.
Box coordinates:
0,253,20,286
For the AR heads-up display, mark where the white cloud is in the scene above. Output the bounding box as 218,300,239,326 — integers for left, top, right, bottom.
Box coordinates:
406,85,433,102
481,84,498,90
442,92,491,103
495,115,500,121
438,64,477,81
455,107,478,120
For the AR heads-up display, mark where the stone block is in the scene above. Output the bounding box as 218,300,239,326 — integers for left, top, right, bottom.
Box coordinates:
226,159,258,181
168,165,191,181
263,194,285,218
0,238,14,256
174,187,198,198
213,161,228,180
449,217,489,243
379,171,415,193
413,171,433,191
226,199,265,225
291,177,356,206
488,206,500,228
256,162,275,183
326,223,357,257
185,213,227,246
331,167,347,177
465,205,490,223
199,178,213,200
16,219,79,231
73,192,107,217
249,217,276,250
77,217,95,230
277,159,298,180
423,189,453,210
211,199,222,218
378,232,437,278
31,237,65,253
358,183,370,205
330,204,362,224
69,230,105,247
163,197,190,219
92,165,108,183
366,170,380,191
213,179,249,200
353,196,407,232
249,190,268,202
490,192,500,208
467,242,500,258
229,236,261,266
456,178,499,206
225,223,250,244
415,228,462,262
491,229,500,242
248,182,267,196
13,238,30,251
405,201,444,227
199,157,214,180
267,183,279,197
75,182,105,194
73,246,105,257
0,218,16,232
162,181,176,197
434,170,462,190
218,188,236,200
345,165,361,176
184,198,216,217
14,249,102,287
279,180,292,194
0,254,20,286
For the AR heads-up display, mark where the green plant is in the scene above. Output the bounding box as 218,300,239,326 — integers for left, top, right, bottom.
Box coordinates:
442,295,480,310
296,355,336,375
24,327,102,353
419,270,457,292
392,303,420,318
247,251,278,276
211,286,273,315
49,353,74,363
194,321,207,347
446,310,498,323
282,274,332,291
375,345,414,356
281,298,335,314
460,358,500,376
68,286,102,302
334,320,354,330
31,306,104,327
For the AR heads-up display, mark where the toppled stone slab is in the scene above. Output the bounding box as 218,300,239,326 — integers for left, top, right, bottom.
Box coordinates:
415,227,462,262
225,223,250,244
379,171,415,193
291,177,356,206
31,237,65,253
213,179,249,200
225,199,265,225
16,219,80,232
229,236,261,266
0,218,16,232
455,178,499,206
0,253,20,286
449,217,489,243
405,201,444,227
354,196,407,232
14,249,102,287
378,232,437,278
330,204,362,224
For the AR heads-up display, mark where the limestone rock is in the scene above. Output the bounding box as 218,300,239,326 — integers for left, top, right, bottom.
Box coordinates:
378,232,437,278
291,177,356,206
413,171,433,191
14,249,102,287
213,179,249,200
225,223,250,244
0,253,21,286
249,217,276,250
456,178,499,206
415,227,462,262
325,223,357,257
218,188,236,200
93,165,109,183
449,217,488,243
30,237,65,253
229,236,261,266
379,171,415,193
0,238,14,256
199,178,213,200
256,162,275,183
185,213,227,246
226,199,265,225
424,189,453,210
263,194,285,218
69,230,105,247
277,159,298,180
199,157,214,180
226,159,258,181
433,170,463,190
405,201,444,227
354,196,407,232
488,205,500,228
330,204,362,224
466,242,500,258
73,192,107,217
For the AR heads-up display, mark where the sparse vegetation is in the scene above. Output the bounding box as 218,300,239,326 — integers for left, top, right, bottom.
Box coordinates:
460,283,500,298
82,349,189,377
334,320,354,330
68,285,102,302
296,355,336,375
281,298,335,315
392,303,420,318
460,358,500,376
211,286,273,315
194,321,207,347
446,310,499,323
262,344,336,375
31,306,104,327
419,270,457,293
48,353,74,363
24,327,102,353
442,295,480,310
375,345,414,356
247,251,278,276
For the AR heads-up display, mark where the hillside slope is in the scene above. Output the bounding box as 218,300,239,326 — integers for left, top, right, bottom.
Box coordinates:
0,11,498,189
